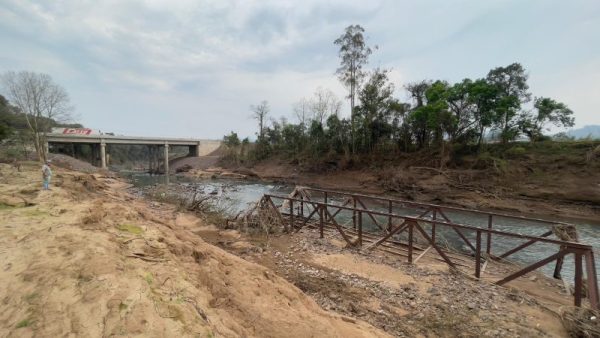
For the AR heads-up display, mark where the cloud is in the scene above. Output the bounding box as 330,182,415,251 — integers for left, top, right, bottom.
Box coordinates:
0,0,598,139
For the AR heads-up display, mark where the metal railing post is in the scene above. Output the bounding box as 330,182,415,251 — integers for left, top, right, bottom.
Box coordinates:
388,200,392,232
319,204,324,239
487,214,493,255
352,196,357,230
358,211,363,246
324,192,328,222
290,199,294,230
575,251,583,307
408,222,414,264
432,208,437,244
475,230,482,278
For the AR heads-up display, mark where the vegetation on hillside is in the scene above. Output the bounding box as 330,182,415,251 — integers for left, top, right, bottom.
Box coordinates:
223,25,577,170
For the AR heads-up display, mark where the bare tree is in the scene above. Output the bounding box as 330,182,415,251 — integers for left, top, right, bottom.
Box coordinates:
309,87,342,125
2,71,72,161
250,100,270,140
293,97,311,133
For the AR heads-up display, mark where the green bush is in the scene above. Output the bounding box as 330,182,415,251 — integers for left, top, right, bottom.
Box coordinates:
505,146,527,157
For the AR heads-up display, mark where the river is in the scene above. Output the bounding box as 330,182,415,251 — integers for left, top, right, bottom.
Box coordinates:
126,173,600,284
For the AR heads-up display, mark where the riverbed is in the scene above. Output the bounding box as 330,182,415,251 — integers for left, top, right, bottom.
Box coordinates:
126,173,600,284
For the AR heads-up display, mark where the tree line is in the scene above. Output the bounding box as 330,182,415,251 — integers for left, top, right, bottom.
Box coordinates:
225,25,575,167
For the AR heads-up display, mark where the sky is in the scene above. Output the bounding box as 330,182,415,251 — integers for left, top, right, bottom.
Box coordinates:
0,0,599,139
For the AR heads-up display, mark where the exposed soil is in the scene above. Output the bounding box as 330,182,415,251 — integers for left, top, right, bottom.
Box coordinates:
230,151,600,223
193,222,574,337
0,163,387,337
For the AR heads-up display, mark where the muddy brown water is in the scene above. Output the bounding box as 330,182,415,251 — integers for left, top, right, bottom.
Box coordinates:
125,173,600,285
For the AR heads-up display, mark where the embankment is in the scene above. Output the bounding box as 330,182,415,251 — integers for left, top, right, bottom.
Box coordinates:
0,162,387,337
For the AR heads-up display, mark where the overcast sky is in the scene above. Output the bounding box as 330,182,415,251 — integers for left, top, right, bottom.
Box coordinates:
0,0,598,139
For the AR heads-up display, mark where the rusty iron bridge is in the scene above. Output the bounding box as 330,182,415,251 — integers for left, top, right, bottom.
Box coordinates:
260,187,599,309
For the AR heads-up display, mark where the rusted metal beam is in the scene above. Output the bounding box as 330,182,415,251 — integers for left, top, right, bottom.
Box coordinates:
319,205,324,239
408,222,414,263
412,222,456,269
486,214,493,255
438,209,477,253
475,230,482,278
574,252,583,307
324,207,357,247
358,211,363,246
302,187,574,227
263,194,591,250
499,230,553,259
355,197,385,232
363,221,408,251
585,251,600,309
496,250,570,286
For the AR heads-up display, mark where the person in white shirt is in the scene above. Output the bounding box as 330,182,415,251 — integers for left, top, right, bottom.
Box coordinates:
42,160,52,190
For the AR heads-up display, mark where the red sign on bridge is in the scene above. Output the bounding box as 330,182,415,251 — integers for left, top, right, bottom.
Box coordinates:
61,128,93,135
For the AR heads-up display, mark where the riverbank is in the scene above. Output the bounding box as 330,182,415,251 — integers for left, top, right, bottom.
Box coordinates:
131,174,588,336
213,147,600,223
0,162,387,337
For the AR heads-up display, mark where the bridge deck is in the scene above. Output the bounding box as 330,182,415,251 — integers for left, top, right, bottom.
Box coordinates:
46,133,212,146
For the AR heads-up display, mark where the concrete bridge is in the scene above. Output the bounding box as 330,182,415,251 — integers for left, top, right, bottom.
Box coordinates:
46,132,221,171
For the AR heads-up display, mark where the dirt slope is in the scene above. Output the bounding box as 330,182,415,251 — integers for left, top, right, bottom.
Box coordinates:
0,163,388,337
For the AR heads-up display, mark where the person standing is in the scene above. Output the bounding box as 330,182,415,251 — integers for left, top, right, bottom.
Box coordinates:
42,160,52,190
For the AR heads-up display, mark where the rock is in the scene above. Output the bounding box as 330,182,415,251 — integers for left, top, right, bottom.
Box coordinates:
467,302,477,310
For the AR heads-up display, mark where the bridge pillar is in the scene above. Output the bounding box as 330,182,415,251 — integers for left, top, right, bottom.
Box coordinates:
196,141,201,157
164,142,169,174
100,141,107,169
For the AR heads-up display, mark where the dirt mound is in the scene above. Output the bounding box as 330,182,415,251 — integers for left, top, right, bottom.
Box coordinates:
170,156,221,173
0,165,388,337
48,153,99,173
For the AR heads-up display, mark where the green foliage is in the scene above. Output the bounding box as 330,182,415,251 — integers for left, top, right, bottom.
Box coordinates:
229,28,577,168
505,146,527,158
117,223,144,235
16,319,32,328
223,131,241,147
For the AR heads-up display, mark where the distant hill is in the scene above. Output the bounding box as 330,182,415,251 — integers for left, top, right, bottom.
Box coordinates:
567,125,600,139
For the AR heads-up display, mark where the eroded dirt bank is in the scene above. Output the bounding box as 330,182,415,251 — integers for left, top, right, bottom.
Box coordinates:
0,163,387,337
221,151,600,223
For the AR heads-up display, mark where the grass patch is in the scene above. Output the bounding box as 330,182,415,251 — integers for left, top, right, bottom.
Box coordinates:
22,293,39,303
0,203,16,211
22,208,48,217
16,318,32,328
119,302,128,311
117,223,144,235
144,272,153,285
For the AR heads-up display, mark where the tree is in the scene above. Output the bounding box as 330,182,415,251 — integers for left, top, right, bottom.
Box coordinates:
334,24,375,152
2,71,72,161
354,68,401,152
293,97,311,134
486,63,530,143
520,97,575,141
250,100,270,140
223,131,241,147
467,79,499,148
405,81,432,108
309,87,342,125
